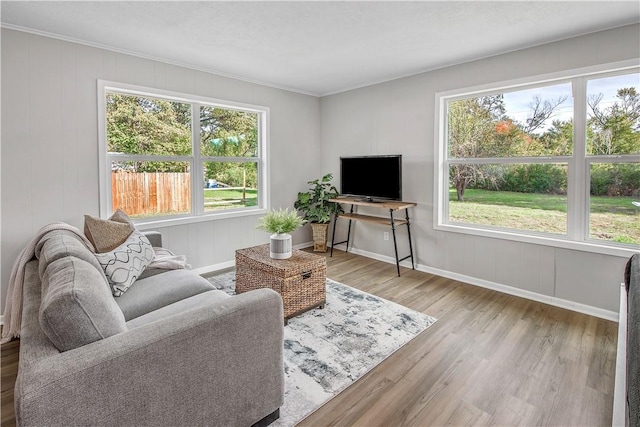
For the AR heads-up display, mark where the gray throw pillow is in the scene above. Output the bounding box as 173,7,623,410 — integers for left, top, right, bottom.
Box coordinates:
95,230,155,296
40,256,127,352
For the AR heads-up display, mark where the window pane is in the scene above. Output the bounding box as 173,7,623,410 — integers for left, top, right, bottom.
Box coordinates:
448,83,573,158
587,73,640,155
448,163,567,235
203,162,258,212
106,93,191,156
111,161,191,219
200,106,258,157
589,162,640,244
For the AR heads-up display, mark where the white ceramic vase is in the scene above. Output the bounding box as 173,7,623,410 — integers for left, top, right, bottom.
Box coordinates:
270,233,292,259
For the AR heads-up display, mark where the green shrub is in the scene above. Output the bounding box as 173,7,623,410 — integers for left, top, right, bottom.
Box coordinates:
590,163,640,197
476,164,567,194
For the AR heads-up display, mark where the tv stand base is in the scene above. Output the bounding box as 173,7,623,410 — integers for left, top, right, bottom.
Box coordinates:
328,197,416,277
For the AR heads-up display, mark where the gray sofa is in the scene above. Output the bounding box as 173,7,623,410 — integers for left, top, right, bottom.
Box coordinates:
614,253,639,427
625,254,639,427
15,229,284,426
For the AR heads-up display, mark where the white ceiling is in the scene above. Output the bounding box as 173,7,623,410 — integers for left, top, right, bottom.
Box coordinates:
2,1,639,96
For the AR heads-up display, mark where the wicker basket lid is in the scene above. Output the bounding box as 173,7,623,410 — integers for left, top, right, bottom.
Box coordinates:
236,244,326,277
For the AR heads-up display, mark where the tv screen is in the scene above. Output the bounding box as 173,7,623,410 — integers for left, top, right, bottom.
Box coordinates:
340,155,402,201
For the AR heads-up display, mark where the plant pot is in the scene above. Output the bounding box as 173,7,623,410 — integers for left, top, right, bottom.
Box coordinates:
310,223,329,252
270,233,292,259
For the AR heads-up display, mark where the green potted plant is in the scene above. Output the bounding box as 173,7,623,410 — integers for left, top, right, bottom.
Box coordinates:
294,173,343,252
256,208,306,259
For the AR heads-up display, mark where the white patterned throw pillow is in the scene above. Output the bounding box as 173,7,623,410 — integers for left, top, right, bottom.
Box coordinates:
95,230,155,296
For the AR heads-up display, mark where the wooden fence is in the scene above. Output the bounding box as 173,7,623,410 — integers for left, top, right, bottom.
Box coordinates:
112,171,191,216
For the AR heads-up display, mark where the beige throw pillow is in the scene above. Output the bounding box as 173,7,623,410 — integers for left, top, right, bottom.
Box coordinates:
84,209,136,253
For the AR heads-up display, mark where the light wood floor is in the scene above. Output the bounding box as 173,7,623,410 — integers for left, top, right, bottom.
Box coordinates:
0,249,617,426
300,250,617,426
1,338,18,427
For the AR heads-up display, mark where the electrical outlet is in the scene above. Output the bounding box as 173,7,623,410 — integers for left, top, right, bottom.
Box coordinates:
384,232,389,241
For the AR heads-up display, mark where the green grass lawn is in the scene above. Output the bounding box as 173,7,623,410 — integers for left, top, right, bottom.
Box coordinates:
449,189,640,244
204,188,258,210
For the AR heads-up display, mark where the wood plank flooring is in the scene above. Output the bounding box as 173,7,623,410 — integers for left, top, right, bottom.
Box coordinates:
1,338,18,427
300,250,617,426
0,249,617,426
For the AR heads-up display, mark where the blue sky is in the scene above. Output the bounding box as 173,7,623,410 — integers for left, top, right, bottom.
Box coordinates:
502,72,639,133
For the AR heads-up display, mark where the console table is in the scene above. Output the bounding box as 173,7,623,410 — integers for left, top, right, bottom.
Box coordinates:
329,197,416,276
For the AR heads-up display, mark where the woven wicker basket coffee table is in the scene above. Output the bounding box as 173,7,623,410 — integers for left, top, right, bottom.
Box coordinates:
235,244,327,323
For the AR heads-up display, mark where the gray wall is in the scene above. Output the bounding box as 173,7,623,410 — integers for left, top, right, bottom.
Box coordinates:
1,29,321,311
320,24,640,314
2,24,638,317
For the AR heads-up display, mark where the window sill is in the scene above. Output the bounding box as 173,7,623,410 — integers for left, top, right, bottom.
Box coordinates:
435,222,638,258
133,208,267,230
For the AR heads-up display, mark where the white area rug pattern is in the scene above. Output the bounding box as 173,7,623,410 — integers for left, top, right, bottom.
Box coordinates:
207,272,437,426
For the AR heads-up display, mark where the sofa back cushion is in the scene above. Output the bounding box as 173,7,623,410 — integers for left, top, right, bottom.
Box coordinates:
35,230,104,286
40,256,127,352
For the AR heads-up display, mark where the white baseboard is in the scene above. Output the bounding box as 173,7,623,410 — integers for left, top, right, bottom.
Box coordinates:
190,241,314,277
333,244,618,322
191,241,618,322
190,260,235,276
415,262,618,322
294,241,314,250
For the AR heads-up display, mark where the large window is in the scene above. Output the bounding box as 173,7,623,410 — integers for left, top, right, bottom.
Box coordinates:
98,81,268,223
436,64,639,253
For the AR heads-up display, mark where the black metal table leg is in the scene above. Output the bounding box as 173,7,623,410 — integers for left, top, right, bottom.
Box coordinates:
405,209,415,270
330,204,354,256
345,219,352,252
390,209,401,276
330,213,338,257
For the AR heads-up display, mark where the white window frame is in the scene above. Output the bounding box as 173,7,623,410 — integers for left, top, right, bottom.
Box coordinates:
98,80,269,228
434,60,640,257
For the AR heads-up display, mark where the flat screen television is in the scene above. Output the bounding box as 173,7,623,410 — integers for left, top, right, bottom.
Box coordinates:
340,155,402,202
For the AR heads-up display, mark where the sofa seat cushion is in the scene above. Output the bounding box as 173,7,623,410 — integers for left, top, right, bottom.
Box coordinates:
114,269,216,321
126,289,230,329
40,256,127,352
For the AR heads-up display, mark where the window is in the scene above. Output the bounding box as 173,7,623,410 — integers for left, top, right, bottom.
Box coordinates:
435,64,639,253
587,74,640,244
98,81,268,223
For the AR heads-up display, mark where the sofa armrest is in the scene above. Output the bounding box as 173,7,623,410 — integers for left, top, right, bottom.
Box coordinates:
625,254,640,427
142,230,162,247
15,288,284,427
613,282,628,427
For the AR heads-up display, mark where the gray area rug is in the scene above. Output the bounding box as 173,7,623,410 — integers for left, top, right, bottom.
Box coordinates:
207,271,437,426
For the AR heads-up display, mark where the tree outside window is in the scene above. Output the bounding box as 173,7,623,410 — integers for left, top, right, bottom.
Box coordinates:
102,85,266,220
443,70,639,246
